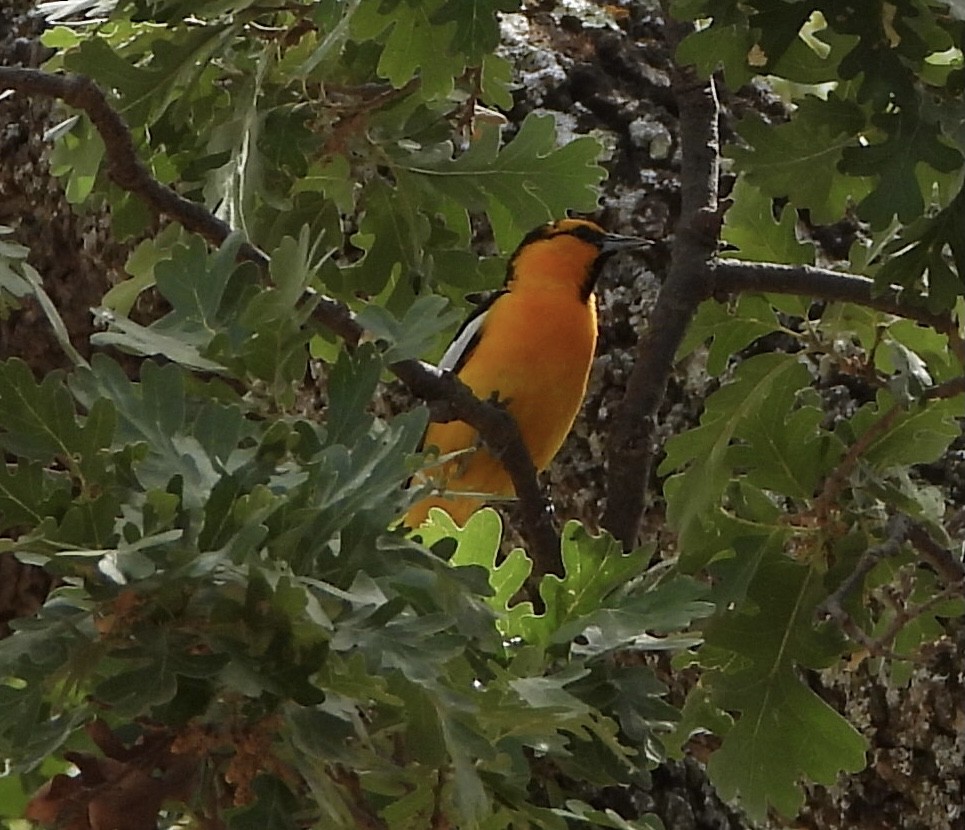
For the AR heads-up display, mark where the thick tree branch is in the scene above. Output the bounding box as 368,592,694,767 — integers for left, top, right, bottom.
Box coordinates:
0,66,562,574
600,15,962,551
713,259,956,334
603,16,720,549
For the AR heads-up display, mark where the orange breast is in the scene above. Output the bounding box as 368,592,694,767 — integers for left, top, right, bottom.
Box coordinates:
405,289,597,527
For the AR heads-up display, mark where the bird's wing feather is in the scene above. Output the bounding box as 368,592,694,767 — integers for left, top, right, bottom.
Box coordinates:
438,290,507,374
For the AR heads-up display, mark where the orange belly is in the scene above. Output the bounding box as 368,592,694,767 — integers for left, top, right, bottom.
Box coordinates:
405,290,597,527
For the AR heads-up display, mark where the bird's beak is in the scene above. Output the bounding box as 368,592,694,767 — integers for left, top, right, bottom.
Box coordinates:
600,233,650,254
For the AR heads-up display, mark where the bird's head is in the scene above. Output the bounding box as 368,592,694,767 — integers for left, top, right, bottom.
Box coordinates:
506,218,648,301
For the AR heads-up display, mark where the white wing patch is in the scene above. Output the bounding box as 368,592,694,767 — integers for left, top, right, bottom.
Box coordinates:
438,309,488,372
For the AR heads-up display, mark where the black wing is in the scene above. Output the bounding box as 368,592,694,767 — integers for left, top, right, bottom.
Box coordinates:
438,289,507,374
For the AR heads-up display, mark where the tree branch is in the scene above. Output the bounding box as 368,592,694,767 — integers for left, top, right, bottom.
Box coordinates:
712,259,956,334
0,66,562,574
906,522,965,586
599,22,962,551
0,69,271,265
390,362,560,576
818,514,911,656
603,14,720,550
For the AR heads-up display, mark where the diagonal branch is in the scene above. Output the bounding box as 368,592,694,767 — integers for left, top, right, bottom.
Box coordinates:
0,66,562,574
390,361,560,576
603,13,720,550
0,69,272,266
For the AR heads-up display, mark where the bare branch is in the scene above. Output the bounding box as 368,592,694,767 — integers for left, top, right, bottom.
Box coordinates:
712,259,956,334
924,376,965,400
603,14,720,549
0,66,562,572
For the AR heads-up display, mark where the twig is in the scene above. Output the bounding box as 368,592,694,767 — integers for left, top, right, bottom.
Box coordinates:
603,12,720,549
331,768,389,830
430,768,450,830
0,66,563,573
865,579,965,660
824,515,911,615
820,516,965,658
812,403,901,522
923,376,965,400
819,514,911,655
906,522,965,586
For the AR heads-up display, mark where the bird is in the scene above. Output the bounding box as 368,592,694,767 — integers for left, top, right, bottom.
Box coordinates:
405,217,647,528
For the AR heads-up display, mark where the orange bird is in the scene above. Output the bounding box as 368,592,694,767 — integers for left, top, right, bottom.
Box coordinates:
405,218,646,528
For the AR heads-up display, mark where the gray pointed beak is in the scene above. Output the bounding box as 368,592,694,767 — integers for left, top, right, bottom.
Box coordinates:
600,233,650,254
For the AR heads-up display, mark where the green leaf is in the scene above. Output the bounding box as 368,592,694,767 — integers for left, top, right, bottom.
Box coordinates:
432,0,517,64
675,19,756,89
391,677,447,765
726,96,871,224
396,114,606,251
91,315,227,372
842,110,963,230
677,295,784,377
660,354,811,565
0,359,112,467
728,390,843,501
555,799,665,830
0,771,30,819
102,223,183,316
64,25,236,126
0,227,32,307
421,507,535,633
350,0,461,97
356,294,463,364
48,116,105,204
153,233,243,338
721,178,814,265
480,53,514,110
849,389,965,468
93,655,179,716
17,264,89,368
665,683,733,761
445,715,491,825
348,176,431,300
704,557,867,820
0,461,70,532
293,155,357,215
93,234,248,370
522,524,646,646
70,357,227,509
326,345,384,446
563,587,711,661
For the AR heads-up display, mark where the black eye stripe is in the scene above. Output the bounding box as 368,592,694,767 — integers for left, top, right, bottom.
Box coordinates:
566,223,605,246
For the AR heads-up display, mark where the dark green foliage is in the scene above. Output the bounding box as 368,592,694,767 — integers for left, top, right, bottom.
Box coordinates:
666,0,965,818
2,0,964,826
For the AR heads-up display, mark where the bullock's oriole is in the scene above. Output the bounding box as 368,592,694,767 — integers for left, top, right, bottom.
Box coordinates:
405,218,647,528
